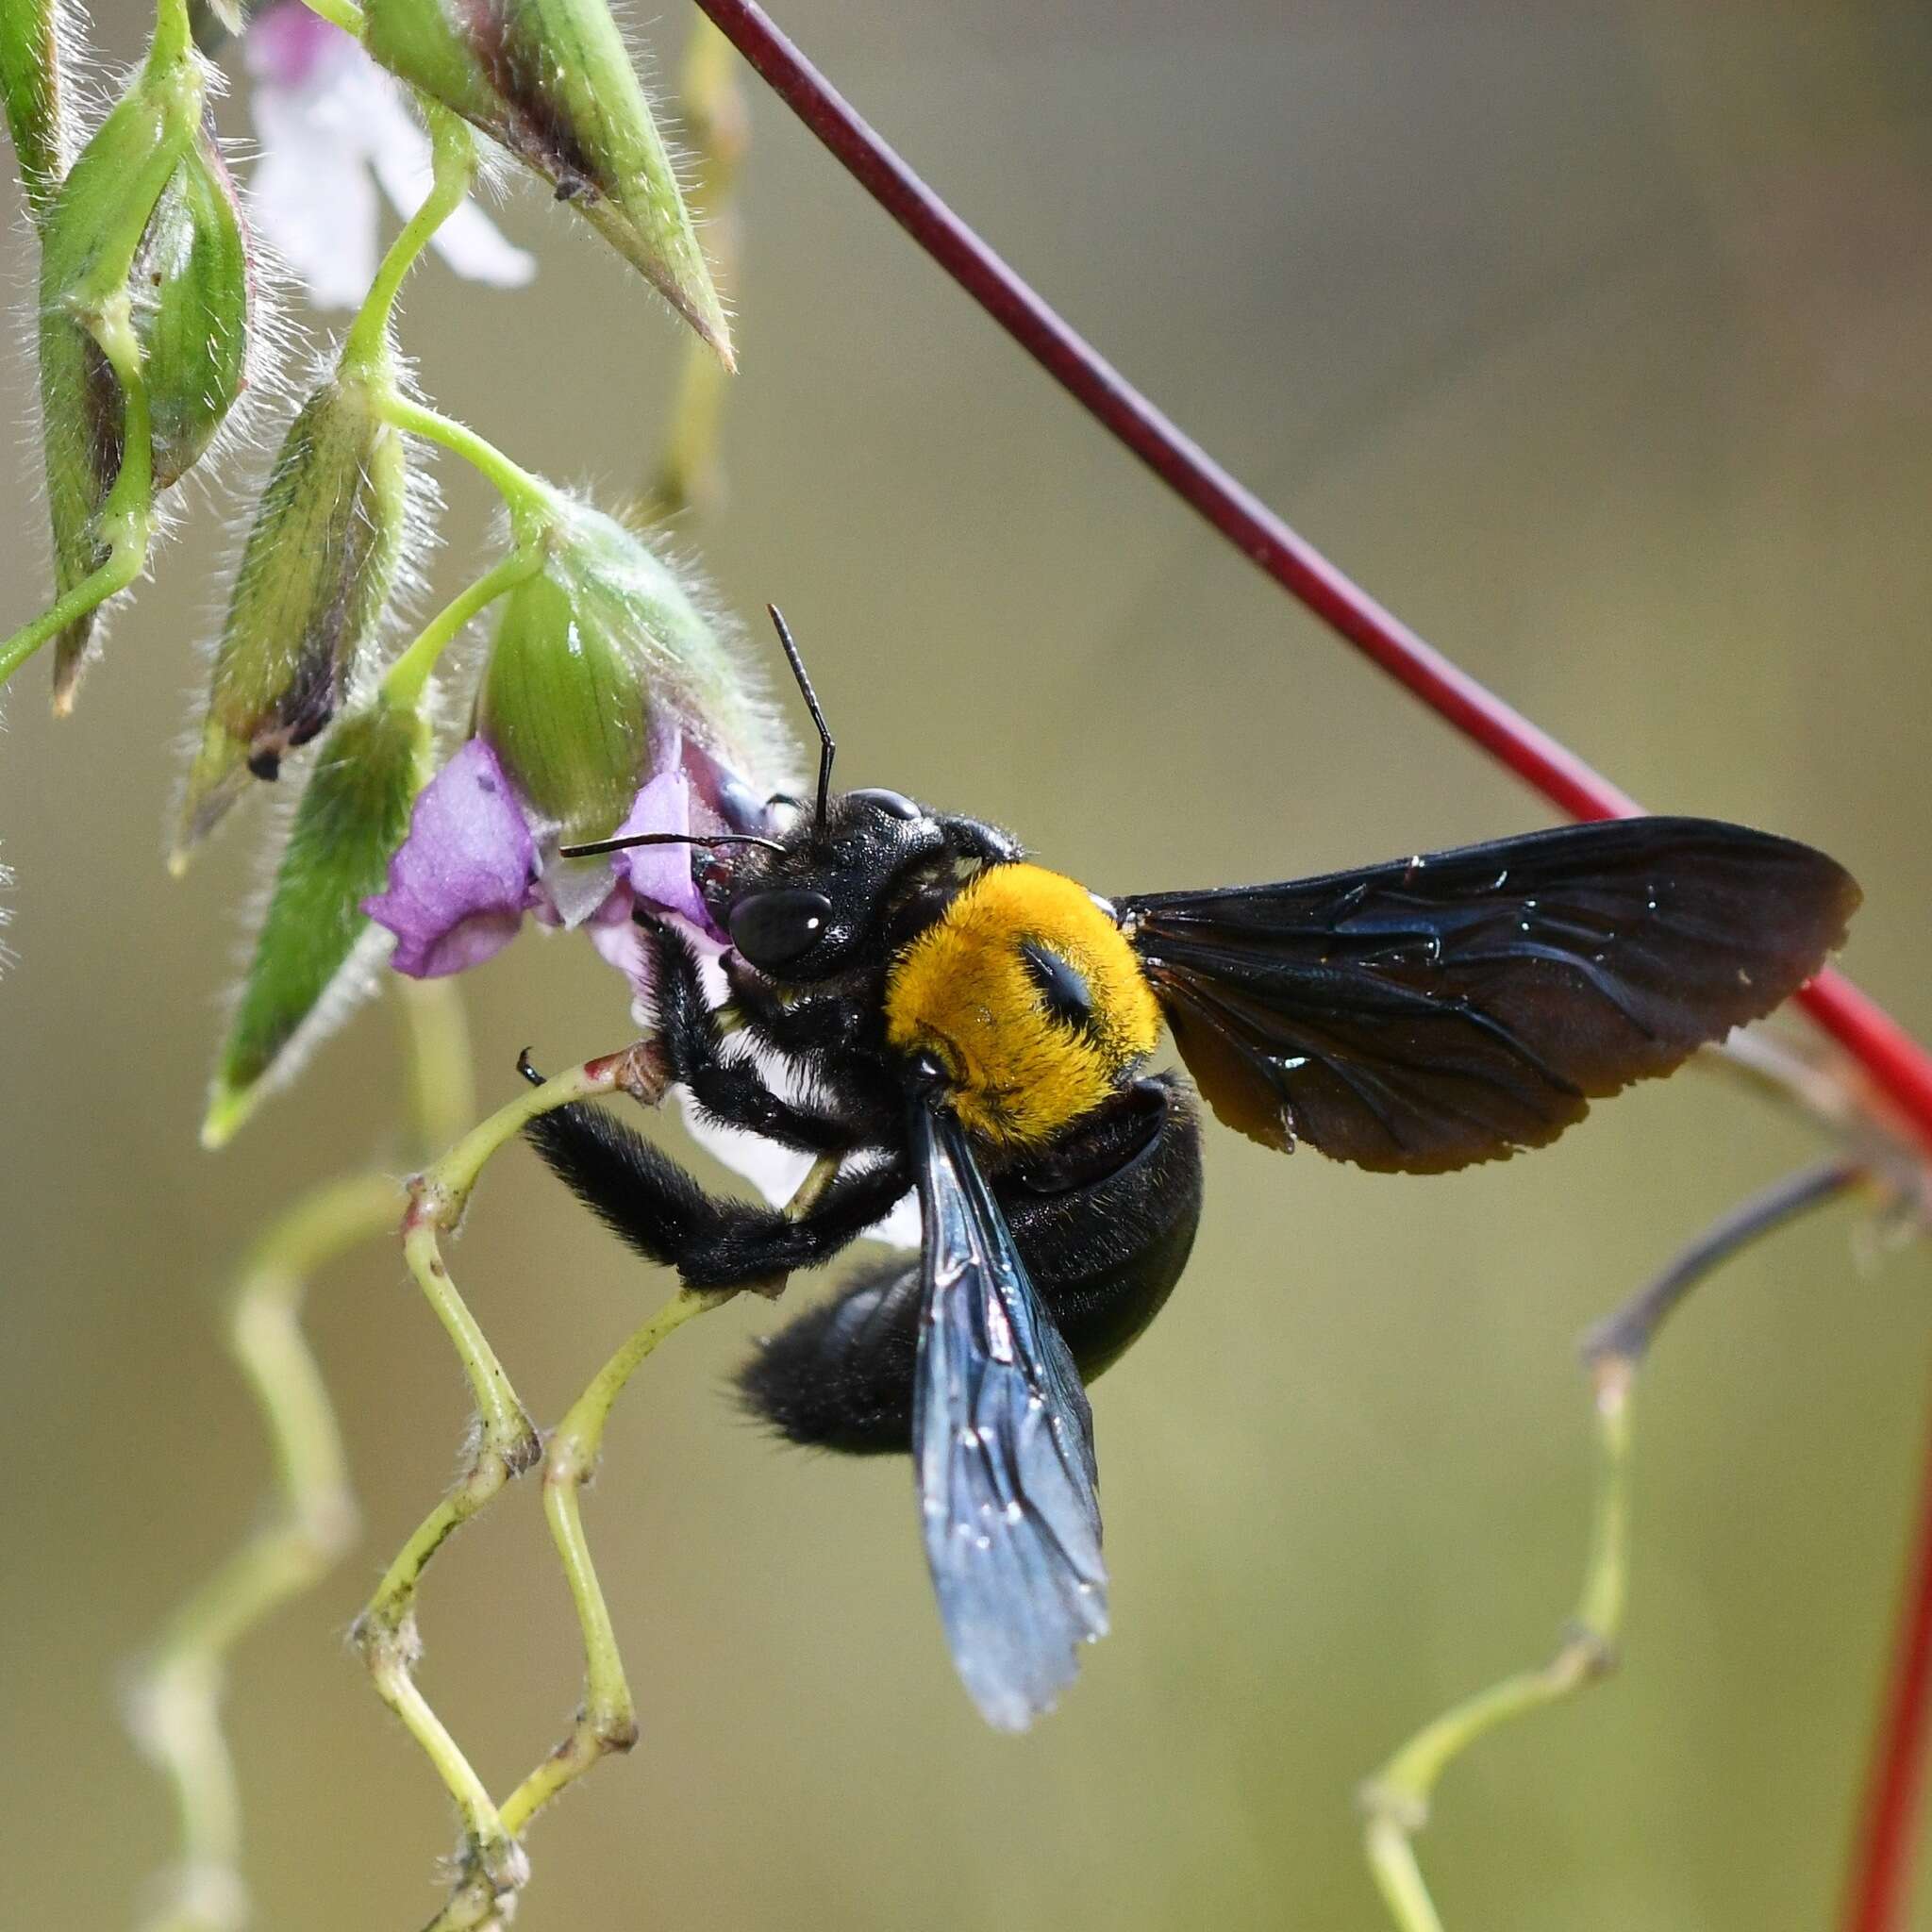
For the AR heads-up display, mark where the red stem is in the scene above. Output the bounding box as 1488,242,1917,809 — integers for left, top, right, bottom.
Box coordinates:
694,0,1932,1158
691,3,1932,1918
1847,1365,1932,1932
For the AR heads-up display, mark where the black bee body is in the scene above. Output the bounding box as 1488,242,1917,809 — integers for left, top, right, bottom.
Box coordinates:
533,760,1858,1730
739,1072,1204,1454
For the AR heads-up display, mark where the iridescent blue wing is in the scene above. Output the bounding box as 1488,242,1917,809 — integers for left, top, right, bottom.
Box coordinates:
909,1101,1108,1731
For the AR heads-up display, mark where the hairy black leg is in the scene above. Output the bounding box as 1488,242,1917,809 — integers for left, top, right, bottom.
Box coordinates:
525,1097,909,1289
721,953,869,1055
638,917,856,1154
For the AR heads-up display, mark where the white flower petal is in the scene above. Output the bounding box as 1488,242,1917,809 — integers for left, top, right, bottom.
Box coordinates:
360,75,536,291
681,1092,813,1209
603,930,918,1248
249,85,381,310
246,31,534,307
542,854,623,929
678,1093,921,1252
859,1187,923,1251
426,197,539,290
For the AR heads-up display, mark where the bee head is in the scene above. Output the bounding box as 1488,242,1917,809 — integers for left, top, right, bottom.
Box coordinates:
715,788,1015,983
562,607,1018,984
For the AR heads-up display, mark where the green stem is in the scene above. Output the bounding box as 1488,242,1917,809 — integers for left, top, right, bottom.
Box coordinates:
125,1172,407,1932
1357,1154,1858,1931
399,978,477,1155
340,106,558,536
641,18,747,521
374,389,558,525
0,541,143,692
1358,1371,1631,1932
495,1286,734,1840
353,1041,670,1911
90,303,155,558
1365,1818,1446,1932
381,543,544,711
125,988,472,1932
342,106,473,371
437,1153,838,1930
148,0,193,68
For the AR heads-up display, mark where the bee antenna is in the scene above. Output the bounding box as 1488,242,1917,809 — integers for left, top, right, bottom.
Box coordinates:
558,830,787,859
767,604,834,840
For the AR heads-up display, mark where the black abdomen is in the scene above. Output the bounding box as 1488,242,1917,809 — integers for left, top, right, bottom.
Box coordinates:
738,1076,1204,1454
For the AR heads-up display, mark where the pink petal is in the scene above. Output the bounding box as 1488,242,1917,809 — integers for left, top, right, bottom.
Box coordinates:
609,768,711,928
244,1,342,88
365,739,538,977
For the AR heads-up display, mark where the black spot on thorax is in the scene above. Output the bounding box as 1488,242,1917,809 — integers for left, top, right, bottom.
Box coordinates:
1018,940,1095,1031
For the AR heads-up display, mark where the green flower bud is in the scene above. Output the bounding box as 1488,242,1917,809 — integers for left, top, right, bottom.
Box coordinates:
474,504,794,873
475,567,651,849
0,0,74,226
175,374,410,863
35,48,252,707
204,695,430,1148
365,0,731,365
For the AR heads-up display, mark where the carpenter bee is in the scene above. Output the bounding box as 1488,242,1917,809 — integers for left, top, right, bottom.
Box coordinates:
531,610,1858,1731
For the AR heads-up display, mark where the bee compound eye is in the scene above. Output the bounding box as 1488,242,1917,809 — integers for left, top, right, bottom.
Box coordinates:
847,787,923,821
729,887,836,970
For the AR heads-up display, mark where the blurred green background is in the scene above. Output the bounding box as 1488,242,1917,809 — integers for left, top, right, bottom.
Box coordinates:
4,3,1930,1928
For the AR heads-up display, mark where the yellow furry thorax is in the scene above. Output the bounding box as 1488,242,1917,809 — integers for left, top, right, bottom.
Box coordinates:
883,863,1162,1149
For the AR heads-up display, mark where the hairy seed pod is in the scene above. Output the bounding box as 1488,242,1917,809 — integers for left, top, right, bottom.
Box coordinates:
0,0,75,225
176,374,408,860
36,57,252,705
205,694,430,1147
365,0,730,363
136,124,253,491
35,84,178,698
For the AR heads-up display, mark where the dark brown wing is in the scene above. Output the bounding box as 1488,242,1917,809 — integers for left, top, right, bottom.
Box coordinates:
1119,817,1858,1174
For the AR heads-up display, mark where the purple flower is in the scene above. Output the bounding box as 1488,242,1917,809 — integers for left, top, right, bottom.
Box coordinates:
362,740,535,976
244,2,534,310
364,732,732,981
606,767,711,928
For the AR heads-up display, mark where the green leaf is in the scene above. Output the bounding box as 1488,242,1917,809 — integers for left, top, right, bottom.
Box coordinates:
365,0,732,364
205,696,429,1147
